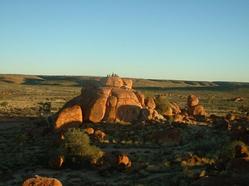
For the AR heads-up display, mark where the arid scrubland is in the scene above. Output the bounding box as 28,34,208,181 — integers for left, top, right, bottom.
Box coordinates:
0,75,249,186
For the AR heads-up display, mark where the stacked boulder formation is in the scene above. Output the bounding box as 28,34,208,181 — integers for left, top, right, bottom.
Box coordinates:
187,94,207,116
54,75,209,131
54,76,163,132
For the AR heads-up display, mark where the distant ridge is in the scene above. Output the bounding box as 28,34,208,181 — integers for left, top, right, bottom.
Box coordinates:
0,74,248,89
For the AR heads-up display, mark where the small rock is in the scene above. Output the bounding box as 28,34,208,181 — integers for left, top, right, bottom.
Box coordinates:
22,175,62,186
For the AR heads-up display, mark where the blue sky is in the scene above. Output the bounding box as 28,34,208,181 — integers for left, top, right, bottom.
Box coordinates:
0,0,249,82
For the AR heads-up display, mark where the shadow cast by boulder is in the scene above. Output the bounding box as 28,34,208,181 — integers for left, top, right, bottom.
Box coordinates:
117,105,141,122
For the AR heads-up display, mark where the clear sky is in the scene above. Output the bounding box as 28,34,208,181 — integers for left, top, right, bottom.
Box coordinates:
0,0,249,82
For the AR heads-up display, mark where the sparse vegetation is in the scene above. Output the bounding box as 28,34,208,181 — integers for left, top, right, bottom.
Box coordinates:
0,75,249,185
61,128,104,166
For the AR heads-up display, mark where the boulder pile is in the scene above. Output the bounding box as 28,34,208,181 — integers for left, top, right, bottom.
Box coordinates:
54,75,209,131
187,95,207,116
54,76,168,131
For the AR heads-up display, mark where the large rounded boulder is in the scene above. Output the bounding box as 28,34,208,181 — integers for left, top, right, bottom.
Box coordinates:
54,105,83,132
54,76,144,129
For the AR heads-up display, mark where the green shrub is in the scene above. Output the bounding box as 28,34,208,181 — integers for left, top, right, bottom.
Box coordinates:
155,96,171,114
61,128,103,164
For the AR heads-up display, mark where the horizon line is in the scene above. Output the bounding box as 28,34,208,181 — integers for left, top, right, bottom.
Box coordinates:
0,73,248,84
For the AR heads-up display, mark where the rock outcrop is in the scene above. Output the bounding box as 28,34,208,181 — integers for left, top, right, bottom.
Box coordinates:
54,78,211,130
54,76,145,130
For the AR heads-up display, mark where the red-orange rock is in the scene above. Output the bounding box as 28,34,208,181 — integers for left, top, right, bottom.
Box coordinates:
117,154,132,169
169,102,181,115
54,105,83,132
22,175,62,186
104,96,118,122
187,95,199,107
101,76,124,88
112,88,142,122
135,91,145,107
145,97,156,109
87,87,112,123
55,77,144,124
123,79,133,89
174,114,184,123
84,127,95,135
190,105,207,116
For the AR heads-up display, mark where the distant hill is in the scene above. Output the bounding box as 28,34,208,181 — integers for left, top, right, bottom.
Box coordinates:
0,74,44,84
0,74,248,90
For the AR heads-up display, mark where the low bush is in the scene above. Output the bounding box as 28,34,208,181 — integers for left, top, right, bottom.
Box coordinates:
61,128,104,166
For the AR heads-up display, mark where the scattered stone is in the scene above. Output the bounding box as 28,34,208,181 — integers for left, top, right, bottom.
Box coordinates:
84,127,95,135
94,129,107,140
22,175,62,186
116,154,132,169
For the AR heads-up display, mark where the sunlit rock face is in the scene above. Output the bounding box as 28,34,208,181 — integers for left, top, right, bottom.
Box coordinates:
54,76,145,130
